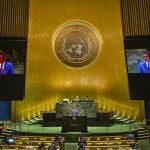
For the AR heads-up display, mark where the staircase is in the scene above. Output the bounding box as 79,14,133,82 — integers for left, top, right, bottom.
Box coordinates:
135,127,150,140
111,114,136,124
0,129,14,138
22,116,43,125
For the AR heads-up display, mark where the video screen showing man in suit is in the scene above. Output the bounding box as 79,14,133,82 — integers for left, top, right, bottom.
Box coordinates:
125,48,150,73
0,52,14,75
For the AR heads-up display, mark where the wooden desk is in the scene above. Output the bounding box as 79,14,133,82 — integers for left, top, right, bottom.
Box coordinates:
61,116,87,133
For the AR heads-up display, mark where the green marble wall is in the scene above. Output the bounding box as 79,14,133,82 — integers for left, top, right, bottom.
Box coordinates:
56,101,97,118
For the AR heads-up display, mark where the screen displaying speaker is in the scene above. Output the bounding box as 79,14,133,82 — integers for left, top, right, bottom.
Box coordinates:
0,38,26,100
124,37,150,99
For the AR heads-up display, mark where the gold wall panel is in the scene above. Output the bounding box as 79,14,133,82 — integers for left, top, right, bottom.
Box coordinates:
121,0,150,37
12,0,144,121
0,0,29,37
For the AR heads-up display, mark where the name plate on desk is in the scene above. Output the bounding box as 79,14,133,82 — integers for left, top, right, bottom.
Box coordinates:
56,101,97,118
61,116,87,133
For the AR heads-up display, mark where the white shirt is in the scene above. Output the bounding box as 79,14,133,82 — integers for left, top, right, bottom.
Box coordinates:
0,62,5,70
146,62,150,68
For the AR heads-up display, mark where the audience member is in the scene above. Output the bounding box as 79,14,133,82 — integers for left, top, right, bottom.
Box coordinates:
130,143,139,149
78,136,86,148
38,143,45,149
1,136,8,145
25,142,34,149
53,135,63,149
78,143,85,150
48,143,57,150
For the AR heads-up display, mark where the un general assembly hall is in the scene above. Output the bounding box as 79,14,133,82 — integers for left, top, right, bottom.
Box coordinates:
0,0,150,149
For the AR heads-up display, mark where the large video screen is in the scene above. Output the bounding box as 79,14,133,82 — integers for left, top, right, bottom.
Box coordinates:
124,37,150,100
126,48,149,73
0,38,26,100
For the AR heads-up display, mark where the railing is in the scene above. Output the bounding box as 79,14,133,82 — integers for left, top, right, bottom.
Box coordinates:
97,97,135,120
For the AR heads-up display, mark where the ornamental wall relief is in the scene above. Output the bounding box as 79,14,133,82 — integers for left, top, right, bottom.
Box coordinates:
53,21,101,67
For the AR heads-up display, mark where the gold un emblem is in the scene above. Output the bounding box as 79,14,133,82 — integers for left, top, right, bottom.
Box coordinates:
53,21,101,67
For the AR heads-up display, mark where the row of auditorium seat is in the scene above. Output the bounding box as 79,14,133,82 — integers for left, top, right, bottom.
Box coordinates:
78,135,140,150
0,135,64,149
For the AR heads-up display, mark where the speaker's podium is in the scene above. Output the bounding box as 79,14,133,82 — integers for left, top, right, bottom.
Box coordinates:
61,116,87,133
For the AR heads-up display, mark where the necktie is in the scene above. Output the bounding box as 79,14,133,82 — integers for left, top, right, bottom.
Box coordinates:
148,63,150,73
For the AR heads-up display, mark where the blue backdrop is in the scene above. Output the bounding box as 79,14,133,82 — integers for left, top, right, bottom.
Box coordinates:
144,100,150,123
0,101,11,120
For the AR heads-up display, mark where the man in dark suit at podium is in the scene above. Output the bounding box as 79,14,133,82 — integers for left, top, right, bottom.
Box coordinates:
69,107,80,116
